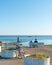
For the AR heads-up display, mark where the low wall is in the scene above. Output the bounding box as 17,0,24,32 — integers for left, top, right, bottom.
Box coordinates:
24,55,50,65
0,46,1,52
2,50,17,58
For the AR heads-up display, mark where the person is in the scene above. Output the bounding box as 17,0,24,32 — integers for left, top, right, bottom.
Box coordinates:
17,37,20,43
16,45,21,55
34,38,38,43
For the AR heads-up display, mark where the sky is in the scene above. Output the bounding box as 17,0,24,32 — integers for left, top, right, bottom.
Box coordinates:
0,0,52,35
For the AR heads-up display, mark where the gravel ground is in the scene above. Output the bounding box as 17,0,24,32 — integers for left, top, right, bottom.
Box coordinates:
0,46,52,65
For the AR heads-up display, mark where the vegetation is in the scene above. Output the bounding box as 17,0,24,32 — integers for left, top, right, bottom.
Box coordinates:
2,46,16,50
0,41,2,46
22,46,29,48
47,45,52,48
27,53,48,59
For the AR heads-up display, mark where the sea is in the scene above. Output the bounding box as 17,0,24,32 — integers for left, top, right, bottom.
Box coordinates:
0,35,52,46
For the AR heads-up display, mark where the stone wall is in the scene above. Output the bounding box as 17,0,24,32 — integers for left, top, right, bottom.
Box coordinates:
24,55,50,65
2,50,16,58
0,46,1,52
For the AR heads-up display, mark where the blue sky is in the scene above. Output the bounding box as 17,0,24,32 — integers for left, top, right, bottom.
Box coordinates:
0,0,52,35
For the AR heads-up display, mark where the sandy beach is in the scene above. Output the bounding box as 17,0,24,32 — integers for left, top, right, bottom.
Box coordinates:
0,46,52,65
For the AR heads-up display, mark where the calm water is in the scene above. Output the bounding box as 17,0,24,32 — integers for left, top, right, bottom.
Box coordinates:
0,35,52,46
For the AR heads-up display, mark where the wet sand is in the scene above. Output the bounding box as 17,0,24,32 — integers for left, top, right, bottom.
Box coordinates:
0,46,52,65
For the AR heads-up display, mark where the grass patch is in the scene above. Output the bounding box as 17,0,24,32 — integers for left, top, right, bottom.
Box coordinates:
22,46,29,48
47,45,52,48
2,46,16,50
27,53,48,59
